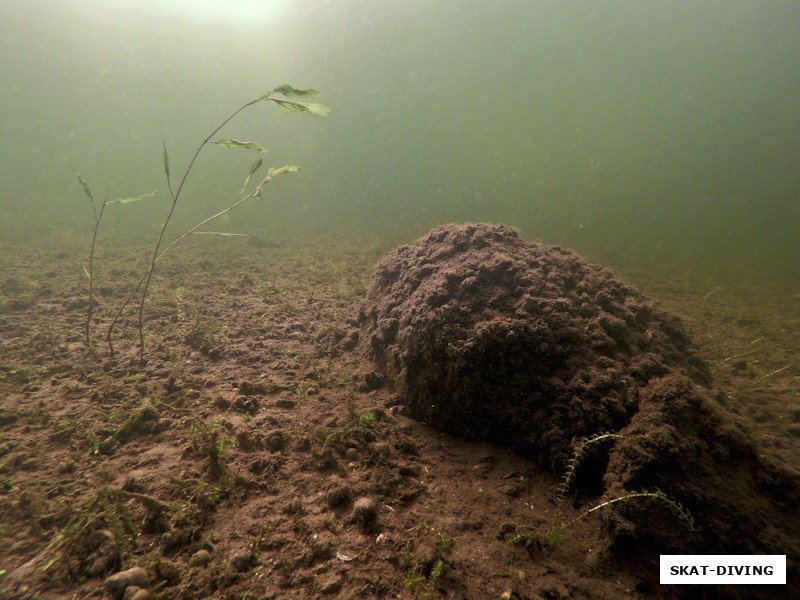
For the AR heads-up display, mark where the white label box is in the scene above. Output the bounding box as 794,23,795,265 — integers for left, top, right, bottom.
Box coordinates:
660,555,786,584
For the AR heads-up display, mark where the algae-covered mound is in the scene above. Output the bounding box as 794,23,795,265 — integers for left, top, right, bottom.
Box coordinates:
358,223,800,587
358,222,709,467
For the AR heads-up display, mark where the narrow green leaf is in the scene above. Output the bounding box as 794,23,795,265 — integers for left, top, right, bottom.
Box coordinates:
272,99,308,114
212,138,268,153
249,157,264,176
267,164,301,178
270,98,330,117
107,191,157,205
41,558,57,573
162,142,170,181
273,84,321,99
191,232,246,237
237,158,263,198
72,167,94,203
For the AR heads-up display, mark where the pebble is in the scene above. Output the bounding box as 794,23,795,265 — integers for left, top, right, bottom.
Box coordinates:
123,586,150,600
104,567,148,600
326,484,353,508
319,575,343,594
283,497,305,515
154,559,181,585
189,549,211,568
265,429,285,451
353,496,378,526
497,522,517,540
231,551,255,572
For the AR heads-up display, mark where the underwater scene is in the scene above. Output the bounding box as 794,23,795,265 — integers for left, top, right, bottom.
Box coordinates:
1,1,798,599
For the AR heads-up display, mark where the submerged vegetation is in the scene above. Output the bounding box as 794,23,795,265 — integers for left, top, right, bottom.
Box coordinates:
74,84,330,360
508,432,699,551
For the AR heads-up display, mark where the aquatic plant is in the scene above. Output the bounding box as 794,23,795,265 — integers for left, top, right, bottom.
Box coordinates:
73,168,155,348
77,85,329,359
556,431,622,502
509,432,698,551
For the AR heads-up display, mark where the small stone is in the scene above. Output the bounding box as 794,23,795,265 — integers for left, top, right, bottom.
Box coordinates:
352,496,378,526
472,462,493,476
98,437,120,456
319,575,343,594
360,371,384,391
497,522,517,540
231,551,255,572
283,498,305,515
104,567,149,600
153,559,180,585
58,460,78,474
123,586,150,600
265,429,285,451
326,484,352,508
189,549,211,568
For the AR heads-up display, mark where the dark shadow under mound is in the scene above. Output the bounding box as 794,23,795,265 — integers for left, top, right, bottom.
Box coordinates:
358,223,799,597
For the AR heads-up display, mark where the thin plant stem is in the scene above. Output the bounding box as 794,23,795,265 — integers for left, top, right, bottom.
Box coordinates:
72,166,106,348
86,198,107,346
134,99,261,362
104,164,273,356
103,87,327,358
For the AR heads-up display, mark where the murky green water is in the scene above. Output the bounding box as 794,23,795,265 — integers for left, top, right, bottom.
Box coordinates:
1,0,799,284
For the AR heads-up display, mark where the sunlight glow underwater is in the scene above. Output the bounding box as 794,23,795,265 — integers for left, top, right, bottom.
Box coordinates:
100,0,295,27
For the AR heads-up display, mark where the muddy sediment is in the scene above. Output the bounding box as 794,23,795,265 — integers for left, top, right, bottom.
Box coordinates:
1,227,797,600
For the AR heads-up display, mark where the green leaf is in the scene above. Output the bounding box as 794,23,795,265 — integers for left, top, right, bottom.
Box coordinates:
271,99,331,116
237,158,263,198
107,191,157,205
72,167,94,203
248,157,263,176
272,84,321,99
212,138,268,153
267,164,301,178
305,102,331,117
272,99,309,114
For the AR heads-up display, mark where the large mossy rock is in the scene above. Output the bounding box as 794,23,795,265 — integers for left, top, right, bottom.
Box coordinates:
358,222,709,467
358,223,799,596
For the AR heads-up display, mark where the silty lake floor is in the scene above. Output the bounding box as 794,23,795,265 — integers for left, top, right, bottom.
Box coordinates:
1,227,798,600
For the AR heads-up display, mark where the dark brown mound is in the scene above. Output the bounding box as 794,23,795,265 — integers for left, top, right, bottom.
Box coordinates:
358,222,709,467
359,223,800,595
